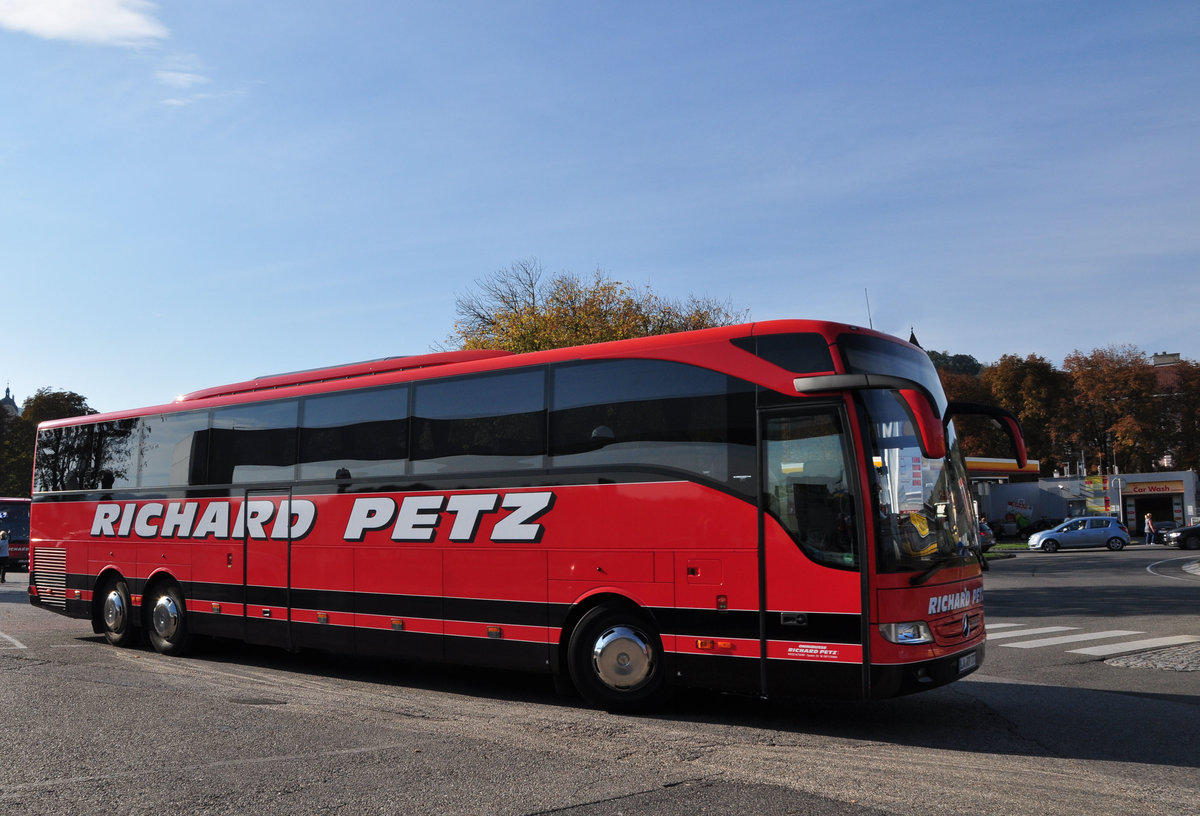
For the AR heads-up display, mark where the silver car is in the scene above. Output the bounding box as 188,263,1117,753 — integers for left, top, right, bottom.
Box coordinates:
1027,517,1131,552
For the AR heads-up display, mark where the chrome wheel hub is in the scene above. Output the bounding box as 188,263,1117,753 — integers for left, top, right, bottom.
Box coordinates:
151,594,180,640
591,625,654,691
103,590,125,632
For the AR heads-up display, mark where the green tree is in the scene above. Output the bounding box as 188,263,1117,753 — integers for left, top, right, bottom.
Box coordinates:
21,388,93,427
927,350,983,376
0,408,29,496
0,389,95,498
446,258,748,352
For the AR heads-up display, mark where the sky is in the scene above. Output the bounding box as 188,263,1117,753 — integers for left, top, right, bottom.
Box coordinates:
2,1,1198,415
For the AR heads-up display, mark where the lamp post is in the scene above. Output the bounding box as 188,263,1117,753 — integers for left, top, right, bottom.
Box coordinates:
1109,477,1126,521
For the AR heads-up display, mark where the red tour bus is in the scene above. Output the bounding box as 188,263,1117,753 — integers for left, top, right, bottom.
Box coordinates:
27,319,1024,711
1,497,31,570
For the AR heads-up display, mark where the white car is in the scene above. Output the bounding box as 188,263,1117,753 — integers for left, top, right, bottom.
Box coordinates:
1027,517,1131,552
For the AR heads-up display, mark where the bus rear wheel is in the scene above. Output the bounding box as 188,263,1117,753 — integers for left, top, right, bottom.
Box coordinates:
99,578,137,647
146,583,191,656
568,604,666,713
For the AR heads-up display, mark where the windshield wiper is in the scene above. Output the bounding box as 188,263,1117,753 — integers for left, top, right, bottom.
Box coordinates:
909,553,963,586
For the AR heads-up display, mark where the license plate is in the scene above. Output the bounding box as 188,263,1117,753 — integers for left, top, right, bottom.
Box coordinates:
958,651,977,673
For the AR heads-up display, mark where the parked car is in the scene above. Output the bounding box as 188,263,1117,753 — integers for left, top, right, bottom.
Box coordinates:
1163,522,1200,550
1151,520,1179,545
1027,516,1131,552
978,522,996,552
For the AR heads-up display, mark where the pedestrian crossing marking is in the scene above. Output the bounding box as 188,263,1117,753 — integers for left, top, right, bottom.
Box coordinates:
987,622,1200,657
1068,634,1200,656
986,626,1077,640
1000,630,1143,649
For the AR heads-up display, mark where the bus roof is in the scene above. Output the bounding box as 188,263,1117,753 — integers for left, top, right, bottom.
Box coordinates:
36,319,912,429
179,349,514,402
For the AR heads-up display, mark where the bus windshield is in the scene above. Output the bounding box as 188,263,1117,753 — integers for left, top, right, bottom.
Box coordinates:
861,389,978,573
0,500,30,540
837,334,977,574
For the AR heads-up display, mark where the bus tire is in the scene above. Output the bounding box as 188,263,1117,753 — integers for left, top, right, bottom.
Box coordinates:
146,583,191,657
99,578,137,648
567,603,666,713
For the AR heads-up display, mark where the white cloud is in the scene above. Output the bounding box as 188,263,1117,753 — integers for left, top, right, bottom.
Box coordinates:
157,70,209,89
0,0,167,47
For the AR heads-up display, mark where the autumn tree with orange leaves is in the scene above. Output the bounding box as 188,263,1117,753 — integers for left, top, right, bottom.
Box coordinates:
930,344,1199,476
980,353,1073,473
1162,360,1200,471
447,258,748,353
1062,345,1161,473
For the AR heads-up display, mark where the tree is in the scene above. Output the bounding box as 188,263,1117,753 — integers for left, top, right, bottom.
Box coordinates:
0,389,95,498
1062,346,1159,473
446,258,749,352
938,368,1017,458
927,350,982,376
1160,360,1200,472
0,408,27,496
21,388,93,427
980,354,1073,476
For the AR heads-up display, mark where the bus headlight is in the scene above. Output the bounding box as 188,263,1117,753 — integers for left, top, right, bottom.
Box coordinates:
880,621,934,644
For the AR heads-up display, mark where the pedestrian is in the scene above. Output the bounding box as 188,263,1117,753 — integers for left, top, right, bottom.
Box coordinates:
1144,513,1155,546
0,530,8,582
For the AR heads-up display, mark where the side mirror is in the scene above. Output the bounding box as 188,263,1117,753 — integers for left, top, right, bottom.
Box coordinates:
944,402,1028,468
896,389,946,461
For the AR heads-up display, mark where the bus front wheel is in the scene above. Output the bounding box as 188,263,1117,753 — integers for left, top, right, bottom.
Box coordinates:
568,604,666,713
146,583,191,657
99,578,137,648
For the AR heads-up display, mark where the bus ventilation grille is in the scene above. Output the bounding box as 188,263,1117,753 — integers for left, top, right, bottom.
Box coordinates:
33,548,68,610
934,611,983,644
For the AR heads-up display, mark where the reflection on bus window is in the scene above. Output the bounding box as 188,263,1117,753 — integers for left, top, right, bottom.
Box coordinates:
299,385,409,480
412,370,545,474
209,401,299,484
551,359,756,493
862,390,976,571
764,411,857,570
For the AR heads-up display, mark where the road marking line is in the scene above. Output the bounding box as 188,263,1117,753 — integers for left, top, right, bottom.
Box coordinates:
1000,630,1144,649
986,626,1077,640
1069,635,1200,656
986,623,1025,629
0,631,27,649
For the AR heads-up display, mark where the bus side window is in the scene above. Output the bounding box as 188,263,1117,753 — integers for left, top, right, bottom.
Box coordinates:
299,385,409,480
764,411,858,569
550,359,755,495
411,369,545,474
209,401,299,485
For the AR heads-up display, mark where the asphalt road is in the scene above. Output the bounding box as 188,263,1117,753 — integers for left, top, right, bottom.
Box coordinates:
1,551,1197,816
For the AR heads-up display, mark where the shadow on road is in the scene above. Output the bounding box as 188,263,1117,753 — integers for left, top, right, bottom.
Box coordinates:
113,633,1197,773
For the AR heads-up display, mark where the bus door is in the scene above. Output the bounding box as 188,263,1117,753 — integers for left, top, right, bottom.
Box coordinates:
242,488,294,650
760,406,870,698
